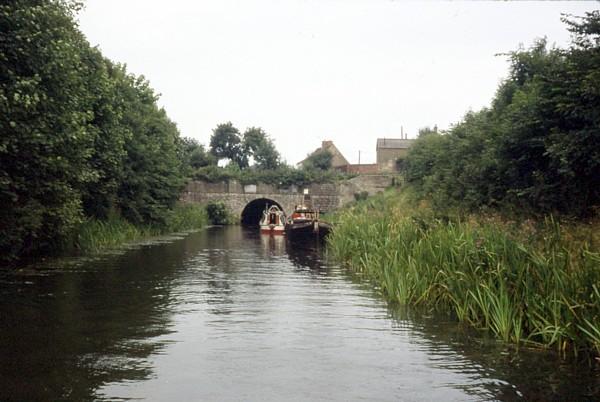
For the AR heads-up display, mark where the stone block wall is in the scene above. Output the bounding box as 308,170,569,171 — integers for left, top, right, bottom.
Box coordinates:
338,175,395,205
181,175,394,218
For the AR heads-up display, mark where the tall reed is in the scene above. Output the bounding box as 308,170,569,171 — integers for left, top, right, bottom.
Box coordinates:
68,203,208,253
328,189,600,355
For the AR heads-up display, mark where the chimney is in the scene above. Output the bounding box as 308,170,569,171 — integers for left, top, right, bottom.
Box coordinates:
322,140,333,149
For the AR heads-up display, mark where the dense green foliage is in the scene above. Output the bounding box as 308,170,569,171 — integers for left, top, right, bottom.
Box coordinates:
178,137,216,172
197,122,349,186
405,12,600,217
209,122,247,168
301,149,333,171
0,1,187,263
242,127,280,170
206,201,234,225
329,190,600,355
163,203,209,232
192,163,352,187
208,122,281,170
195,122,344,187
67,203,208,253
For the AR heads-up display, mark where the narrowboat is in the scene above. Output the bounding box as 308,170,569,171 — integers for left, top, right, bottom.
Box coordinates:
285,205,332,239
259,205,286,235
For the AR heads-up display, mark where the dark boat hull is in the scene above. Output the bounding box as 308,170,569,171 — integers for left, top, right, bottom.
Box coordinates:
286,220,332,240
316,221,332,238
285,221,314,237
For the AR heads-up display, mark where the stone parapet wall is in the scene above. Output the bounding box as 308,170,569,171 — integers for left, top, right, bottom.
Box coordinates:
344,164,379,174
181,190,305,217
181,175,396,218
338,174,395,205
308,183,338,196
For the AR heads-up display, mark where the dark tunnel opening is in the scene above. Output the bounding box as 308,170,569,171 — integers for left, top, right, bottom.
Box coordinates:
241,199,285,226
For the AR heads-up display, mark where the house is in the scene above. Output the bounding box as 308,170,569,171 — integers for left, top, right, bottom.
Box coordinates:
376,137,415,172
299,136,416,174
299,140,350,171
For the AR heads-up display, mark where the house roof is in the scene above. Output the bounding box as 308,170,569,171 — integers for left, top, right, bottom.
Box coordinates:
376,138,415,149
298,140,349,167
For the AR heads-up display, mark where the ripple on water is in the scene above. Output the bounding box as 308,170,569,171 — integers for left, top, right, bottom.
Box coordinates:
1,227,598,401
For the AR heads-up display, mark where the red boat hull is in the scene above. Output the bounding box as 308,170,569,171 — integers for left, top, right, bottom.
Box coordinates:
260,226,285,235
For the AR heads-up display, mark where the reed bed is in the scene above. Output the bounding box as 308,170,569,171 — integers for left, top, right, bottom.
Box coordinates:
70,203,208,253
328,190,600,355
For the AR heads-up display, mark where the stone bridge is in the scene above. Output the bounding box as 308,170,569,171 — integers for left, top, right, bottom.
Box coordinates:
180,175,394,224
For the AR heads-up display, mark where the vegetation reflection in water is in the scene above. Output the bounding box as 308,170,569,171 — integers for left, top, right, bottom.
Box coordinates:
0,233,201,401
0,227,598,401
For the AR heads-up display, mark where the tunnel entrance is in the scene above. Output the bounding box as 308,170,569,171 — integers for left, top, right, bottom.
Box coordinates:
241,198,285,225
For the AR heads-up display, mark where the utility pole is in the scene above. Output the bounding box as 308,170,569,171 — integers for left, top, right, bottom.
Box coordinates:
358,150,361,165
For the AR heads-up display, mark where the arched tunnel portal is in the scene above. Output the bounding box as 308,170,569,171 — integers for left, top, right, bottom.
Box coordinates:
241,198,285,225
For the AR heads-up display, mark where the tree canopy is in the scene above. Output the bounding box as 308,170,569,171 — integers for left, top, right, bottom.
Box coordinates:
209,122,248,168
242,127,280,170
405,11,600,216
0,0,187,263
208,123,281,170
302,149,333,171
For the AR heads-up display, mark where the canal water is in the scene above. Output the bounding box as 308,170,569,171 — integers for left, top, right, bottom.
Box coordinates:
0,226,598,401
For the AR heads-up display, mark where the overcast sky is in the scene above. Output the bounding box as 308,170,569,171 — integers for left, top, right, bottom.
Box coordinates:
78,1,597,165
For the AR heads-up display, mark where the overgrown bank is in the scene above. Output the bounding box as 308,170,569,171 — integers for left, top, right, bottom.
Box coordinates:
329,12,600,356
328,189,600,355
66,203,209,254
57,199,239,256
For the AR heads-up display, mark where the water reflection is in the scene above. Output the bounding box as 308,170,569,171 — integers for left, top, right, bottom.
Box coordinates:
260,234,286,257
0,232,210,401
382,298,600,400
0,226,597,401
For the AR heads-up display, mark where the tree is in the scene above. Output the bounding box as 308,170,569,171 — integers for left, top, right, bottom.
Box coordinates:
0,0,96,259
79,53,129,220
242,127,280,170
418,126,438,138
405,12,600,216
209,122,247,168
540,11,600,214
0,0,192,264
303,149,333,171
179,137,216,172
115,70,185,226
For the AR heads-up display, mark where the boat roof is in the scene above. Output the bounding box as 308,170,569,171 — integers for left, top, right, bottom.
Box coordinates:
294,205,316,212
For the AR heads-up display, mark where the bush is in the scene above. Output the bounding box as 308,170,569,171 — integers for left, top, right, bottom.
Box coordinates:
192,164,354,188
354,191,369,201
165,203,209,232
206,201,232,225
66,210,154,253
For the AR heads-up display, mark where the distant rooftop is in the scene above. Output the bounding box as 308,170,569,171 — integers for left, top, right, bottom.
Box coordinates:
376,138,415,149
298,140,349,167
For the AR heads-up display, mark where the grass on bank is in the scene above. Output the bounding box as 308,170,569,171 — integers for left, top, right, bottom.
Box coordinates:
327,188,600,356
68,203,209,254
